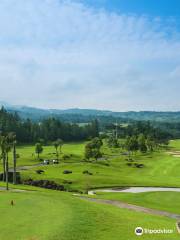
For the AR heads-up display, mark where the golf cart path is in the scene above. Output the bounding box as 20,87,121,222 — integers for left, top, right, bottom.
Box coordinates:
8,163,44,172
0,187,28,192
79,196,180,220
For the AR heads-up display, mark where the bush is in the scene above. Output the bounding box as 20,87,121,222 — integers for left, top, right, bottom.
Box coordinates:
63,180,72,184
134,163,144,168
82,170,93,175
62,154,71,160
36,169,44,174
23,179,65,191
63,170,72,174
127,163,132,166
97,161,110,166
125,158,134,162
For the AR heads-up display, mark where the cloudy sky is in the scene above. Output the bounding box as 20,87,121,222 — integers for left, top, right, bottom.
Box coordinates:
0,0,180,111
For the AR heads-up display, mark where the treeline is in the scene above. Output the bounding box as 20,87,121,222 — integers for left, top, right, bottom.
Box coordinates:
106,121,171,144
0,107,99,143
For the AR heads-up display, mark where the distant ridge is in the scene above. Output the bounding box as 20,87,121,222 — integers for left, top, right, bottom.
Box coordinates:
1,101,180,122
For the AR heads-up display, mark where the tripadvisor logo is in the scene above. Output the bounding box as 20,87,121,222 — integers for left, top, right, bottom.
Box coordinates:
135,227,174,236
135,227,143,236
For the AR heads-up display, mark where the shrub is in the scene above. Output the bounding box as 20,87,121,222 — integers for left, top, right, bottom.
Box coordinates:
82,170,93,175
23,179,65,191
127,163,132,166
134,163,144,168
62,154,71,160
63,180,72,184
63,170,72,174
36,169,44,174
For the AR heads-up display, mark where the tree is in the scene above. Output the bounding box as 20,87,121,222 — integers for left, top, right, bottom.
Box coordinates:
146,136,155,152
85,143,93,160
131,136,139,154
53,140,59,159
35,143,43,160
0,134,6,182
90,120,99,138
58,139,63,154
11,133,17,185
5,142,11,191
138,134,147,153
84,137,103,161
125,135,139,160
92,148,102,161
4,133,13,190
107,135,119,148
0,107,104,143
91,137,103,149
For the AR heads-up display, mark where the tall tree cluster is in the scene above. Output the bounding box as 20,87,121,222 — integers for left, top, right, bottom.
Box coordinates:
0,132,17,189
85,137,103,161
0,107,99,143
125,133,164,156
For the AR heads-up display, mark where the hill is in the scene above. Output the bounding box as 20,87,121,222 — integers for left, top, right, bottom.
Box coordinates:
1,101,180,122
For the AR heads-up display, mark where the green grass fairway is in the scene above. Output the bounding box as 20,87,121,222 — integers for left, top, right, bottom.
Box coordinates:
0,187,179,240
1,141,180,239
168,140,180,150
12,139,180,191
93,191,180,215
12,142,85,167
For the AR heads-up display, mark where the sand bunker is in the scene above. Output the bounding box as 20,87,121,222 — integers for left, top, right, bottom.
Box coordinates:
166,151,180,157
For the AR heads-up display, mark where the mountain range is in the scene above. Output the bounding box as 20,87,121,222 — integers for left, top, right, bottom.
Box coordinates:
1,101,180,122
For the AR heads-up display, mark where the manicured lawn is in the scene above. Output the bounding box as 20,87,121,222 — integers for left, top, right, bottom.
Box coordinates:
93,191,180,215
0,187,179,240
1,141,180,239
4,142,85,168
3,140,180,191
168,139,180,150
17,139,180,191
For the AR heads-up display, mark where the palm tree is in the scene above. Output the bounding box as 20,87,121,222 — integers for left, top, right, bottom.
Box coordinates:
0,134,6,182
53,140,59,160
5,147,9,190
0,133,15,189
5,133,13,190
35,143,43,160
58,139,64,154
10,133,17,185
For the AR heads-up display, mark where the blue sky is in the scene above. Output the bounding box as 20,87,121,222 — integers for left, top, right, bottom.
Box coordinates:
0,0,180,111
81,0,180,17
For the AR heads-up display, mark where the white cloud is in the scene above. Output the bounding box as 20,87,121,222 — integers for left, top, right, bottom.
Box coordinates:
0,0,180,110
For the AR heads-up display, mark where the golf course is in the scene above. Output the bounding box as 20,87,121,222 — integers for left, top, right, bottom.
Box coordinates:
1,138,180,239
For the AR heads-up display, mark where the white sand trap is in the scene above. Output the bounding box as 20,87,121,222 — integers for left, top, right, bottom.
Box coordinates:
166,151,180,157
88,187,180,195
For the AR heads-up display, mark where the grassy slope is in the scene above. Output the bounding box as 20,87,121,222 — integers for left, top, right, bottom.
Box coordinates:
93,191,180,215
14,142,85,166
0,187,179,240
1,141,180,239
12,139,180,190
